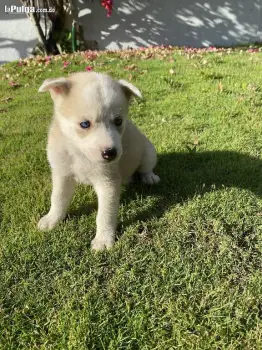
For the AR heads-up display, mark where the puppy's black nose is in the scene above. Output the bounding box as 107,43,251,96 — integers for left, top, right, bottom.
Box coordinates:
101,147,117,161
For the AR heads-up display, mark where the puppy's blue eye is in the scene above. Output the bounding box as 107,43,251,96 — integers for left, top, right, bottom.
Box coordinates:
80,120,91,129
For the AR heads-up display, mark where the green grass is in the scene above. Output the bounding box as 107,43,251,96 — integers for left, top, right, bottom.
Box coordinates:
1,48,262,349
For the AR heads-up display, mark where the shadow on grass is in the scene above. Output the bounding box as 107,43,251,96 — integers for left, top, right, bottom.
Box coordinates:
67,150,262,242
68,202,97,219
118,150,262,230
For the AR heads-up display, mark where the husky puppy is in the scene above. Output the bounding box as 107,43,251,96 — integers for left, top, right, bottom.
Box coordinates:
38,72,160,250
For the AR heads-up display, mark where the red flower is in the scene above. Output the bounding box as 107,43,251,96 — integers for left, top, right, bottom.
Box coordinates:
85,65,92,71
63,61,70,68
101,0,113,17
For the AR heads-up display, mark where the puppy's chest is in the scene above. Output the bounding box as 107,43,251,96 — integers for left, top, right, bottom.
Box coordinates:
70,156,94,185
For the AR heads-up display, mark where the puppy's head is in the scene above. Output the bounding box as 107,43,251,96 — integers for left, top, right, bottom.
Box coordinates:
39,72,142,163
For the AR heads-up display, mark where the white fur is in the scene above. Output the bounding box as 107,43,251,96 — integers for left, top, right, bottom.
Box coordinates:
37,72,160,250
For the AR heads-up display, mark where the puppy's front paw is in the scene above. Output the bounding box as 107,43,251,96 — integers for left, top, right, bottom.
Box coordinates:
91,236,115,251
37,214,60,231
140,172,160,185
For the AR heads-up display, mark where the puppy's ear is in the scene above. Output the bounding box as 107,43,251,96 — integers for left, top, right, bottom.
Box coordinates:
38,77,72,99
118,80,142,100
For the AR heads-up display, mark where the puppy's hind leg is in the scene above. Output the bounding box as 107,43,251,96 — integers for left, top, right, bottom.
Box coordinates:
137,139,160,185
38,171,76,231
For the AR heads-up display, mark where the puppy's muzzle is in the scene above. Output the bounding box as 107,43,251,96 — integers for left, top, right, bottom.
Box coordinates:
101,147,117,161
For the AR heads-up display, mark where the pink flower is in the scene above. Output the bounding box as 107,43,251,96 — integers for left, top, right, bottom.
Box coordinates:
84,51,97,61
248,48,259,53
85,65,92,71
9,81,20,87
63,61,70,68
18,61,23,66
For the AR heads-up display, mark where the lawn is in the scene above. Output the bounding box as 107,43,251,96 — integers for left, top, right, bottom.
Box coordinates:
1,46,262,349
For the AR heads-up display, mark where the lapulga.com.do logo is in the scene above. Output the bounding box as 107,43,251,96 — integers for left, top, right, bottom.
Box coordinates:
4,5,55,13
